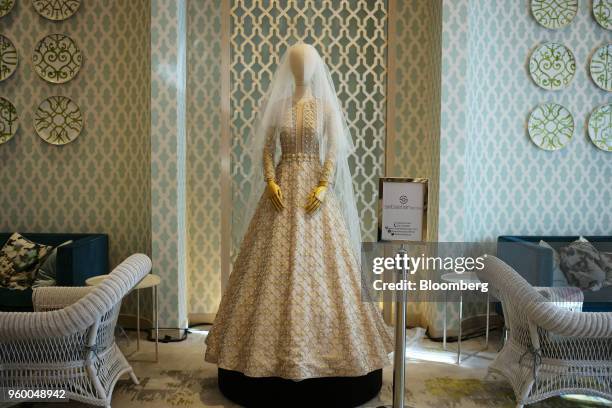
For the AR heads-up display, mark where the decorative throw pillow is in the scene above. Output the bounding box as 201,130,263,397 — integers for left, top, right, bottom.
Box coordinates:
539,240,568,286
570,237,612,287
33,240,73,288
558,240,606,291
0,233,52,290
600,252,612,286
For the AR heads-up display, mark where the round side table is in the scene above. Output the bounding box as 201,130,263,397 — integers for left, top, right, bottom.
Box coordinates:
441,271,490,365
86,273,161,362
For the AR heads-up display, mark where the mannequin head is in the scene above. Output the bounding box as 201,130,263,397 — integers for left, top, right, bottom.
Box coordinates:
288,43,319,86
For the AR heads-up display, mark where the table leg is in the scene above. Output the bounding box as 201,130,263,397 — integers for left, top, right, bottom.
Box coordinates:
154,285,159,363
443,290,447,351
136,288,140,352
457,291,463,365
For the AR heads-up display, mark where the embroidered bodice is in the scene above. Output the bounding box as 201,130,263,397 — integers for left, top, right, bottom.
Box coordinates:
279,98,320,157
263,98,337,184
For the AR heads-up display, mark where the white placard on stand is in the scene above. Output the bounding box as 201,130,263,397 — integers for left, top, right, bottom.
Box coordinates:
378,178,428,242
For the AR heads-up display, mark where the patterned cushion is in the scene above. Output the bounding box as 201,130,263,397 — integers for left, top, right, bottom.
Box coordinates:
0,233,52,290
558,241,606,291
601,252,612,286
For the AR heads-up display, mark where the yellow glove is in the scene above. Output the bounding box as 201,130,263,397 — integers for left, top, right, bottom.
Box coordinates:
305,182,327,214
267,180,285,212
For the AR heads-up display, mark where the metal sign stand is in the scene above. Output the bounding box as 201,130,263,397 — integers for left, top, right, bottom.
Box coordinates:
392,244,408,408
377,178,427,408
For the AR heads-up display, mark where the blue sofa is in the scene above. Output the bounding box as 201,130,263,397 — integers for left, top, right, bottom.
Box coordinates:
0,233,109,311
498,235,612,312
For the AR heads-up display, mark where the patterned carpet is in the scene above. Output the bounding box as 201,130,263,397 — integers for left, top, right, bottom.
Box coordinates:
21,329,611,408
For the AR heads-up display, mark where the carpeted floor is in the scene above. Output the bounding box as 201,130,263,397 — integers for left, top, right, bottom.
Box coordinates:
18,328,612,408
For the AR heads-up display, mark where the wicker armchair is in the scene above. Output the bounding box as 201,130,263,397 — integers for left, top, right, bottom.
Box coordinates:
478,255,612,407
0,254,151,408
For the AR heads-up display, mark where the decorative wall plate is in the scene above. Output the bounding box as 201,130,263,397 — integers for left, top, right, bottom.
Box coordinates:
0,97,19,145
531,0,578,29
0,34,18,82
594,0,612,30
528,103,574,151
0,0,15,18
32,0,80,21
34,96,83,145
588,103,612,151
33,34,82,84
590,44,612,92
529,43,576,90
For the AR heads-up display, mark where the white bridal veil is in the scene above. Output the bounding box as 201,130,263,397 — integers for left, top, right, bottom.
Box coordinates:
236,44,362,262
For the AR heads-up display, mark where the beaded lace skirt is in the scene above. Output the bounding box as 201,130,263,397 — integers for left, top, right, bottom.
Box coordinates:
205,156,393,380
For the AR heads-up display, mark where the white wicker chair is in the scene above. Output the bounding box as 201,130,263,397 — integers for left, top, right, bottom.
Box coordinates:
478,255,612,407
0,254,151,408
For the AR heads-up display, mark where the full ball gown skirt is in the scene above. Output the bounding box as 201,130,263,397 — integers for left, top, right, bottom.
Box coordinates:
204,155,393,380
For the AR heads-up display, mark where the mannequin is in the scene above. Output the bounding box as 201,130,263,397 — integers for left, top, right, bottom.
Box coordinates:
266,44,328,214
205,44,393,407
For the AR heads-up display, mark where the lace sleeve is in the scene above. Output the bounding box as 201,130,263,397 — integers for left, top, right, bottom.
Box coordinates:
320,105,338,185
263,126,277,182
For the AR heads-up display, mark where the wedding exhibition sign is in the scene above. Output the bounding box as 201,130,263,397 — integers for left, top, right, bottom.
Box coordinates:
378,178,428,242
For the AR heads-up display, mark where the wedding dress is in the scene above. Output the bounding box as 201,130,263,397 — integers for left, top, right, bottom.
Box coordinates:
205,45,393,380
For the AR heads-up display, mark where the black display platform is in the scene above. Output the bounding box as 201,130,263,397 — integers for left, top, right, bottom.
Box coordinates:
218,367,383,408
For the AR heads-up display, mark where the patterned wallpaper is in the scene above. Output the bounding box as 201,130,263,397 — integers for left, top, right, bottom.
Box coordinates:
433,0,612,338
388,0,442,242
438,0,470,243
186,0,223,316
229,0,388,251
439,0,611,243
0,1,150,269
150,0,188,329
388,0,442,330
464,0,611,241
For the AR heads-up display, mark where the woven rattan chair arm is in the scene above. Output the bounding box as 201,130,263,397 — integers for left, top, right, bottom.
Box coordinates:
0,254,151,341
526,302,612,338
33,286,94,311
534,286,583,311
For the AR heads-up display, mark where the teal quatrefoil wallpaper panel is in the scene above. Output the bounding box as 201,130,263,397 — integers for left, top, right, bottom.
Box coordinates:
439,0,611,245
0,1,151,268
185,0,224,317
